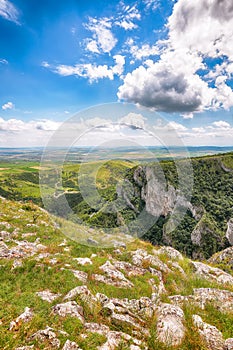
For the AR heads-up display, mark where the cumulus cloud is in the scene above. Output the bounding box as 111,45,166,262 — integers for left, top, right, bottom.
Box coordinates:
52,55,125,83
2,101,14,110
117,60,206,112
84,17,117,54
119,112,146,129
211,120,231,129
118,0,233,114
0,0,19,24
128,42,160,61
0,117,61,132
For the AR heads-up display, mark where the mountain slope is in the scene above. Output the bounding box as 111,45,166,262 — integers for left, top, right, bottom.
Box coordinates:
1,197,233,349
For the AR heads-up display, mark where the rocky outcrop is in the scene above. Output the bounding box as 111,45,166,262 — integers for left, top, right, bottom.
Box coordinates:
208,246,233,267
192,261,233,285
84,322,142,350
170,288,233,312
52,301,84,323
193,314,224,350
156,303,185,346
30,326,60,348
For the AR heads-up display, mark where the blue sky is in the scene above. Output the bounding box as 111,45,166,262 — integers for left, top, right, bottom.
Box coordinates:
1,0,233,147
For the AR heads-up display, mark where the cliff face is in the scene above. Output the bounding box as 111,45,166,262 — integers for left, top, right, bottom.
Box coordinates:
118,161,231,259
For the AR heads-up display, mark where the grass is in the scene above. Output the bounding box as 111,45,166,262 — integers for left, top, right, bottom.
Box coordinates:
1,195,233,349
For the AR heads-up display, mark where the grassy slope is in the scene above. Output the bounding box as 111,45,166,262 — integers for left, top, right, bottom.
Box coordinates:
0,198,233,349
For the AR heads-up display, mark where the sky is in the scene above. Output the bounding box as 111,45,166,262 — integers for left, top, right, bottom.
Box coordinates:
1,0,233,147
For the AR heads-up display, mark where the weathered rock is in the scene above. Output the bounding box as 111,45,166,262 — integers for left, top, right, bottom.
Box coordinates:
170,288,233,312
100,261,132,283
9,307,33,331
93,273,133,288
71,270,88,283
193,314,224,350
131,249,170,273
1,240,46,259
30,326,60,348
112,259,148,277
111,312,146,331
194,288,233,311
225,338,233,350
62,339,80,350
84,322,141,350
52,301,84,323
156,246,183,261
208,246,233,267
149,268,167,295
0,241,10,257
74,257,92,265
93,261,134,288
156,303,185,346
192,261,233,285
36,290,61,303
64,286,97,311
15,346,34,350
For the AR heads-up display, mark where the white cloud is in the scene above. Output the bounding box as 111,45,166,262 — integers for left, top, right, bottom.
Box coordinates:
166,121,187,131
117,58,209,112
128,43,160,60
168,0,233,59
119,112,146,129
182,113,193,119
85,39,100,54
0,0,19,24
0,117,61,132
116,4,141,30
84,17,117,54
118,0,233,113
0,58,8,64
41,61,50,68
2,101,14,110
52,55,125,83
143,0,159,11
212,120,231,129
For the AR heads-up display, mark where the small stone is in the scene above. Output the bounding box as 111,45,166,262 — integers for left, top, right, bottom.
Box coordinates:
12,259,23,269
9,307,33,331
62,339,80,350
74,257,92,265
